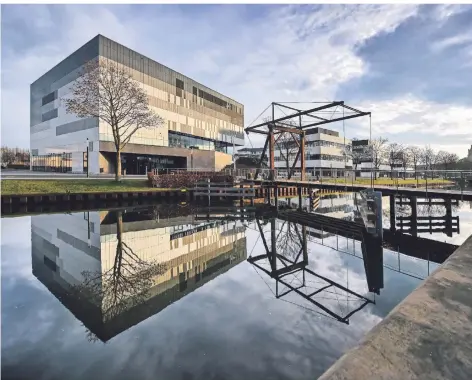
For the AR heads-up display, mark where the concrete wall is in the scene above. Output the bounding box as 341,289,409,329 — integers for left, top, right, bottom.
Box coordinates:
319,235,472,380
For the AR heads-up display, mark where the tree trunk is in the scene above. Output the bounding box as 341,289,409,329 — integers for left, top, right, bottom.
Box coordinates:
116,149,122,182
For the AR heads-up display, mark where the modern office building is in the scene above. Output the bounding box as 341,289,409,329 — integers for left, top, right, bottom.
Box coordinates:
274,127,352,177
30,34,244,174
31,206,247,342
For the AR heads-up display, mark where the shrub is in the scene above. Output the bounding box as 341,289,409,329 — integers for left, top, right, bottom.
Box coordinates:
148,172,234,188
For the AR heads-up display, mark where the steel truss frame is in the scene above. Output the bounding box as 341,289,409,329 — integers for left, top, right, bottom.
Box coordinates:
248,219,374,324
245,102,371,180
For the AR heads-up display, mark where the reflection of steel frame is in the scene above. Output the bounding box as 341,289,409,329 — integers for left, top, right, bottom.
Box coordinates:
248,219,375,324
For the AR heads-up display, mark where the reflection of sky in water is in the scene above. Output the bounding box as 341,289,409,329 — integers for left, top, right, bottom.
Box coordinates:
0,209,457,380
382,197,472,245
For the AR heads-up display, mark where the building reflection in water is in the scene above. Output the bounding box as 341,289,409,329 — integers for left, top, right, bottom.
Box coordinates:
31,206,247,342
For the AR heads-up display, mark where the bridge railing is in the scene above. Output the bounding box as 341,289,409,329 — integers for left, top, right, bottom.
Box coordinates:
232,167,472,194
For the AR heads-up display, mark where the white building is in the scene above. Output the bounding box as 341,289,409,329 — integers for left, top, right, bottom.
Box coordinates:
274,127,352,177
30,34,244,174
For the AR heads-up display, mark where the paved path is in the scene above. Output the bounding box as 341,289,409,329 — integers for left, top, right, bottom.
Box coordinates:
319,234,472,380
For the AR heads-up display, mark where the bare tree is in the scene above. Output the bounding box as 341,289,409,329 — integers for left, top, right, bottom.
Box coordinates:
366,137,388,179
342,142,366,180
400,148,411,179
1,148,16,167
276,132,299,177
437,151,459,171
70,211,166,324
385,143,404,179
406,146,422,179
64,59,164,181
421,145,436,179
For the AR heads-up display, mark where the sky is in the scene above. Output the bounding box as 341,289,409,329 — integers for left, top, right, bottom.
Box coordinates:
1,4,472,157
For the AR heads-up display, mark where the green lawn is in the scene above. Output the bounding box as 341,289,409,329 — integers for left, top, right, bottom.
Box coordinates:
1,179,167,195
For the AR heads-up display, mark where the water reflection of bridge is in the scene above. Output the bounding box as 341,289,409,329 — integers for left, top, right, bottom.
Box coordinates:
247,178,472,201
247,219,379,324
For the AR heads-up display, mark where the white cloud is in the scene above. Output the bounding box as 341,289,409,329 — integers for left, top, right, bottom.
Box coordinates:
432,4,470,21
2,4,469,156
431,31,472,53
351,95,472,157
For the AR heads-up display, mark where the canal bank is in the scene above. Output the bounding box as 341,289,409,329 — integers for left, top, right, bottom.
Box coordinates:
319,234,472,380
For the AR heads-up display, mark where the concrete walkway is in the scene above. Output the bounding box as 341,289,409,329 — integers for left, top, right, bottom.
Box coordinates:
319,234,472,380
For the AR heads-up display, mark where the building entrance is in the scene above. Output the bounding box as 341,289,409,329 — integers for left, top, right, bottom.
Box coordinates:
121,154,186,175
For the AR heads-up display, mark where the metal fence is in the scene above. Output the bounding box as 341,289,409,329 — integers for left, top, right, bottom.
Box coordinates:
31,153,73,172
222,168,472,193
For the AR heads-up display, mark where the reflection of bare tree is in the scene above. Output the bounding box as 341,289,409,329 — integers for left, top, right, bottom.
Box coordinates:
71,211,166,326
276,221,303,260
393,202,458,218
84,325,101,343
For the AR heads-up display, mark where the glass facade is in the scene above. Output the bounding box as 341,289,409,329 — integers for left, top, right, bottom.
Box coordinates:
275,154,346,162
121,153,187,175
306,140,350,150
168,132,229,153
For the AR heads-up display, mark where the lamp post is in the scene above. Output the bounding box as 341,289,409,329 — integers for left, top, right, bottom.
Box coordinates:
86,138,89,178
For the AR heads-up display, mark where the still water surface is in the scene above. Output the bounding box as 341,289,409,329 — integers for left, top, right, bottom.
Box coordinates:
2,197,471,380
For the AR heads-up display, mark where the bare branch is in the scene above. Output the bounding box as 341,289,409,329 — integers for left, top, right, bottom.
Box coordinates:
63,59,164,181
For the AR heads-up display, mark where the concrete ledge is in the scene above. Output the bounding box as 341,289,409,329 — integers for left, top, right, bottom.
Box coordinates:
319,234,472,380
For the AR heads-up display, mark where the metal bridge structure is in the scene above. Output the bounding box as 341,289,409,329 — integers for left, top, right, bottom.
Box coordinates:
244,101,371,181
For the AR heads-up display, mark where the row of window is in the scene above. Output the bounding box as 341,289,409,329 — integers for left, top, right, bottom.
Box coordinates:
306,128,339,137
168,132,229,153
306,140,350,149
274,154,347,162
195,87,240,113
101,37,243,114
276,140,350,150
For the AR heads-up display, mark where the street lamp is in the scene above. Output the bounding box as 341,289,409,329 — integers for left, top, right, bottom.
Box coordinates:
86,138,89,178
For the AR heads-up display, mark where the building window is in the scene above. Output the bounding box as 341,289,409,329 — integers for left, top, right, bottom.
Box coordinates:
41,91,57,106
168,131,223,151
176,78,184,98
41,108,58,122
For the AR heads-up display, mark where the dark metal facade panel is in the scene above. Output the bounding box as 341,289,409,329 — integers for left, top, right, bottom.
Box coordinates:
55,117,98,136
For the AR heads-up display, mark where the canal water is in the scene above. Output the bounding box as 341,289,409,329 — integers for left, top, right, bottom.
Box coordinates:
2,196,471,380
